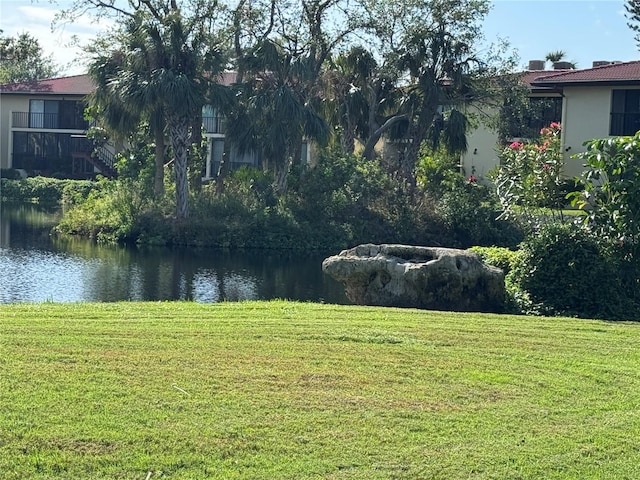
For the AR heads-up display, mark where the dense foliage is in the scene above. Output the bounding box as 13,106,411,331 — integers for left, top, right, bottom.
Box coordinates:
0,31,58,84
0,177,94,206
5,146,521,251
507,223,637,320
53,0,517,222
468,245,519,276
570,134,640,262
488,127,640,320
493,122,570,229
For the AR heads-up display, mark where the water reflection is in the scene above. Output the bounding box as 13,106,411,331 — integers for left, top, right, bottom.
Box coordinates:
0,204,348,304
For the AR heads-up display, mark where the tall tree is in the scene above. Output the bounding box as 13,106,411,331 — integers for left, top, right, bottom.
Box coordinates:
356,0,500,187
64,0,230,219
225,0,364,192
87,28,168,198
0,31,58,83
323,47,399,156
626,0,640,49
228,39,330,194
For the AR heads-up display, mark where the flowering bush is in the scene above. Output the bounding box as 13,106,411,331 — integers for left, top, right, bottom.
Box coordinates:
493,122,565,223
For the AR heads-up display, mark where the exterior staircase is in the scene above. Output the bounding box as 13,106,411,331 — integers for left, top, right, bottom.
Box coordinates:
70,137,117,178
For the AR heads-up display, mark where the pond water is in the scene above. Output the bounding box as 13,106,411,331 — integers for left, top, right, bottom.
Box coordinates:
0,204,349,304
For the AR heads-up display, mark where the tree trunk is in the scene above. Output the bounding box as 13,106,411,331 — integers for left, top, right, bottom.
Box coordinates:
273,156,290,195
362,114,408,160
215,146,231,195
153,126,165,198
189,113,204,192
341,109,355,154
150,109,166,198
399,121,430,190
168,113,190,219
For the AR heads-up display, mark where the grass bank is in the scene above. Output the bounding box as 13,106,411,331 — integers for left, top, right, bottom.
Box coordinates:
1,301,639,479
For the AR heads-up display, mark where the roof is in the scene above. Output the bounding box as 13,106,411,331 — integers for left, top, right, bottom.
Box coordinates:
0,71,239,95
520,70,569,87
210,71,237,86
530,60,640,87
518,69,571,94
0,74,95,95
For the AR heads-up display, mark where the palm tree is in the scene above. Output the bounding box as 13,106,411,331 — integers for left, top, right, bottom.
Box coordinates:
359,24,475,186
87,4,228,219
88,31,167,198
228,39,330,194
545,50,576,69
324,47,385,156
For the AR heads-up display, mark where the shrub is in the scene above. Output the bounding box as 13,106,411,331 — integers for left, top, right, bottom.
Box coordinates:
570,133,640,262
436,180,524,248
469,246,520,275
492,122,566,229
414,145,524,248
508,223,637,320
56,177,151,243
286,150,444,247
1,177,97,205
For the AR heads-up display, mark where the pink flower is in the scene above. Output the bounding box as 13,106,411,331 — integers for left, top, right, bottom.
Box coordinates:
468,175,477,183
542,164,551,171
509,141,523,150
549,122,561,130
540,127,552,136
536,140,550,152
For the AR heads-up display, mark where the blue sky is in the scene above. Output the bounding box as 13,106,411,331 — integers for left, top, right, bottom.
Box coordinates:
0,0,638,76
485,0,638,69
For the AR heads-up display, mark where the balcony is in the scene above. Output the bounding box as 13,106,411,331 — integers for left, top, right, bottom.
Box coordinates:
12,112,90,130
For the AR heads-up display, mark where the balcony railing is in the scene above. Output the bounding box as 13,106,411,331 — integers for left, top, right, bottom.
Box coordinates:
12,112,90,130
203,116,225,134
70,136,117,176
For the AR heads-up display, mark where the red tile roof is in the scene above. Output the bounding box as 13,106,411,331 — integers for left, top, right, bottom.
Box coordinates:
1,71,239,95
520,70,569,87
0,74,95,95
530,61,640,86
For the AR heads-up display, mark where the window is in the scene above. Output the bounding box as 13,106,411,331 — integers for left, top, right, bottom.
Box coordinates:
28,100,86,129
59,100,86,129
29,100,59,129
610,90,640,136
202,105,224,133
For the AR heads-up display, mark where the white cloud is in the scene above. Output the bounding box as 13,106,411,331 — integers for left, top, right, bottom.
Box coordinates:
1,2,111,75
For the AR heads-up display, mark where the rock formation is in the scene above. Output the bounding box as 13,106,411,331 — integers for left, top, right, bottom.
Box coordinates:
322,244,504,312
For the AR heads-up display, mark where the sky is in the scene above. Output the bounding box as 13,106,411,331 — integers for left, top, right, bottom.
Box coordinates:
0,0,638,76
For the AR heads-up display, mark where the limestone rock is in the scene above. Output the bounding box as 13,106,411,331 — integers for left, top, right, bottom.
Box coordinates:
322,244,505,312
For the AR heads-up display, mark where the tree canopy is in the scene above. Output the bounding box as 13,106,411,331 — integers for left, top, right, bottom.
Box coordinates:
57,0,513,217
0,31,59,84
626,0,640,49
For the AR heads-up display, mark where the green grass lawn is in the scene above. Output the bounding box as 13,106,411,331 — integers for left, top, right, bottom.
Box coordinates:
1,301,639,479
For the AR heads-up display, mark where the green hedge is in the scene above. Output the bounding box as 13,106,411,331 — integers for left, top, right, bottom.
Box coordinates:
468,246,520,275
508,223,638,320
1,177,96,205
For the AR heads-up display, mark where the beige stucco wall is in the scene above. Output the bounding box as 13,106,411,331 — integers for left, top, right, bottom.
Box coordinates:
0,95,31,169
461,106,500,180
560,86,619,178
462,88,626,181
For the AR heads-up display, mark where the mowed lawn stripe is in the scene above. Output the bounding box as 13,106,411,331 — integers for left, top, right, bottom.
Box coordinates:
1,301,639,479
